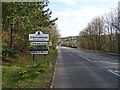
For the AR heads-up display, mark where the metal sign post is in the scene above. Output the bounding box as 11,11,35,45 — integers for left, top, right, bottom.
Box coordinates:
29,31,49,66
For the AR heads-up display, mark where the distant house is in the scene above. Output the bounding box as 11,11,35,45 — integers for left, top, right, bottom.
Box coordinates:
60,36,78,47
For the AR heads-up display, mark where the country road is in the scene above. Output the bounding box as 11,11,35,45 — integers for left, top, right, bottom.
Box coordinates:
53,46,120,88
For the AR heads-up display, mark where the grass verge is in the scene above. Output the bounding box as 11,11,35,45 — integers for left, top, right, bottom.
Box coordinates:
2,49,57,88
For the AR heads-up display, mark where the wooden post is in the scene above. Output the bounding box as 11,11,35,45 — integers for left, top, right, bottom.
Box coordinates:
44,55,47,64
33,54,35,66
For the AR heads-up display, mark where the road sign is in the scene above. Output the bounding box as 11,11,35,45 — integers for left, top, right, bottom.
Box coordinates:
29,47,49,51
29,42,49,51
29,31,50,66
29,31,49,41
30,42,48,45
31,51,48,54
29,31,49,55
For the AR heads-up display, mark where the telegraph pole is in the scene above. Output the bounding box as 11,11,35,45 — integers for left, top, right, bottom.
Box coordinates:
118,1,120,54
112,1,120,32
118,1,120,29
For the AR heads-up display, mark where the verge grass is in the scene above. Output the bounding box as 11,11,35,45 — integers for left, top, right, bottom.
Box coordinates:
2,49,57,88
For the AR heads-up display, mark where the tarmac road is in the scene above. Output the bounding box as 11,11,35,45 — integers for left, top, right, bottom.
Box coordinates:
53,46,120,88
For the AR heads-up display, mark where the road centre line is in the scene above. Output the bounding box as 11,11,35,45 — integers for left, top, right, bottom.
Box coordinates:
71,48,120,77
108,70,120,77
92,61,118,65
114,70,120,73
72,49,118,62
70,49,92,62
76,51,118,65
77,54,92,62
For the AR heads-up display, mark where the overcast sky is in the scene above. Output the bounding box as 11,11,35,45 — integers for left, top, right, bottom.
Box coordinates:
48,0,119,37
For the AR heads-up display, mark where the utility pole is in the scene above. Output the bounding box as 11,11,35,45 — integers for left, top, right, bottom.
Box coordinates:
118,1,120,54
112,1,120,32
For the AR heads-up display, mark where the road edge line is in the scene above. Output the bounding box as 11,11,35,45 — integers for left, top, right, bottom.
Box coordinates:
50,47,60,88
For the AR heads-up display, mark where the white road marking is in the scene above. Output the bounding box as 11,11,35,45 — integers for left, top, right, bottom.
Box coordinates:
72,49,118,62
108,70,120,77
92,61,118,65
114,70,120,73
62,47,120,77
72,49,118,65
78,54,92,62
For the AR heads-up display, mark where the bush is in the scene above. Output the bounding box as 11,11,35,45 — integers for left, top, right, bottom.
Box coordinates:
37,68,46,73
16,70,29,80
31,72,41,79
2,47,18,63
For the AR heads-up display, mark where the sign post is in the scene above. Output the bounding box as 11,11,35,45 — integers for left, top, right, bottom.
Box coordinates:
44,55,47,64
29,31,49,66
33,54,35,66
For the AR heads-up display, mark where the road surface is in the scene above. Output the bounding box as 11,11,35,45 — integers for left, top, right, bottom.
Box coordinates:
53,46,120,88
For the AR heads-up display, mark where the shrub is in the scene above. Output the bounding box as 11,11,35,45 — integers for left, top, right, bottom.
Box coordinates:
2,47,18,63
16,69,41,80
31,72,41,79
37,68,46,73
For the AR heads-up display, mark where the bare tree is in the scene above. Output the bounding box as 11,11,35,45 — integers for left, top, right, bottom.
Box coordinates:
78,8,119,53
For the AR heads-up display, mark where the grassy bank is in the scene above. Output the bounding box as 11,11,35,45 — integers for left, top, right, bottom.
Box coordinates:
2,49,57,88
